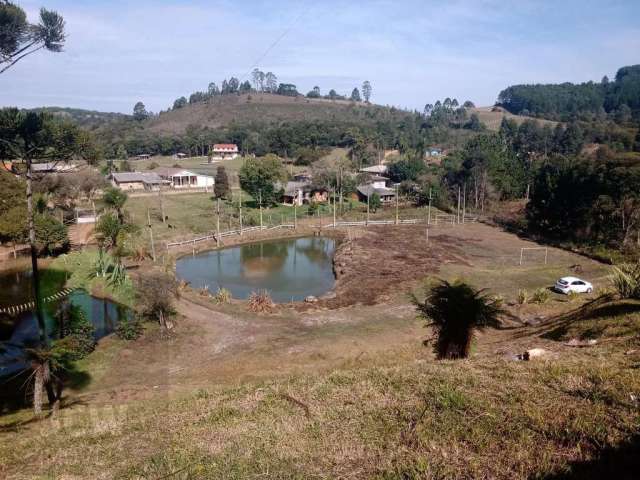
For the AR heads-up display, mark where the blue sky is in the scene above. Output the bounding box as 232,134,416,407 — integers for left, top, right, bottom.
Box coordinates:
1,0,639,114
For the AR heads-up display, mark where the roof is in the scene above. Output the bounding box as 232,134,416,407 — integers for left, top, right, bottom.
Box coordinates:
150,167,212,178
359,165,388,174
212,144,238,150
357,184,396,198
111,172,162,184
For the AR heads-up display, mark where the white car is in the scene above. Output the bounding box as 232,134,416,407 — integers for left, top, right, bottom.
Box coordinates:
554,276,594,295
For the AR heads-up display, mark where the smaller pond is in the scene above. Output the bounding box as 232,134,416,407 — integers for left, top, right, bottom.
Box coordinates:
175,236,336,302
0,266,131,377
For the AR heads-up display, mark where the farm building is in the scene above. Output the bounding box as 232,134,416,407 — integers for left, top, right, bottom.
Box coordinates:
152,167,214,189
357,175,396,204
281,180,328,206
110,172,163,191
210,144,239,161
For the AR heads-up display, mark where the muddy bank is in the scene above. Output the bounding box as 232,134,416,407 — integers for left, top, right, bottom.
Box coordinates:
313,226,471,309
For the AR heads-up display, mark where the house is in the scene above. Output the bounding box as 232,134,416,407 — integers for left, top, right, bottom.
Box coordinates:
425,147,443,158
281,179,328,206
210,144,239,162
151,167,214,189
135,154,152,160
31,162,78,173
110,172,163,191
359,164,388,175
357,175,396,204
172,152,187,160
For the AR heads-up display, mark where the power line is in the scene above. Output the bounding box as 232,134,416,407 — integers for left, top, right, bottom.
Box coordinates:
239,2,310,82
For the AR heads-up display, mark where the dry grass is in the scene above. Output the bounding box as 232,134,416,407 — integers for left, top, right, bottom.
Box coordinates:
1,338,638,479
247,290,275,313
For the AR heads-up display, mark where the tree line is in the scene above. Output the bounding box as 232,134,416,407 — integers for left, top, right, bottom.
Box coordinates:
497,65,640,122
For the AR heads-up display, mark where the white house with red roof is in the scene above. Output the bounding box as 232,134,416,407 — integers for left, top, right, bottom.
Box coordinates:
210,143,239,162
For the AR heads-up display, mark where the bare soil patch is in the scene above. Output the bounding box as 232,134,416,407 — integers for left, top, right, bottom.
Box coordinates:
321,226,471,308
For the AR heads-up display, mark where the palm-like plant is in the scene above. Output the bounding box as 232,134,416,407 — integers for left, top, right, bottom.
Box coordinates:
413,280,503,359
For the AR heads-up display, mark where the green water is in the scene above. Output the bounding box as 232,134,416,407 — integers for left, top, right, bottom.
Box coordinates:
175,236,336,302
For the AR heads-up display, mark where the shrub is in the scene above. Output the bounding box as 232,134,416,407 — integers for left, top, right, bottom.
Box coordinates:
516,289,528,305
116,317,144,340
247,290,274,313
610,262,640,299
214,287,232,304
413,280,503,359
57,305,95,360
531,288,551,304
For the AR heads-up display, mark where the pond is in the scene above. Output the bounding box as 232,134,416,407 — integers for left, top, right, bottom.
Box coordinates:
175,236,337,303
0,266,131,377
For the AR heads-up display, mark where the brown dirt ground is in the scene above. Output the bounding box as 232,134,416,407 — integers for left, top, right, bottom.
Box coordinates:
69,222,610,407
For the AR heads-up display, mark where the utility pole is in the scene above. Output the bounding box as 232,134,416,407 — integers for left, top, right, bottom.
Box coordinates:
427,187,432,225
147,208,156,262
158,184,166,223
395,184,399,225
216,198,221,247
457,185,461,224
366,191,370,226
332,189,337,228
238,192,243,236
294,201,297,229
462,183,466,224
258,190,263,230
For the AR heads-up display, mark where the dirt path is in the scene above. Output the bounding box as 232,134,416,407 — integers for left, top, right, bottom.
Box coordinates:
73,222,610,405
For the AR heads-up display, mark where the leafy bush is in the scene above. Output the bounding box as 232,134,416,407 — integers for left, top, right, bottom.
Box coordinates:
57,305,95,360
531,288,551,304
610,262,640,299
116,317,144,340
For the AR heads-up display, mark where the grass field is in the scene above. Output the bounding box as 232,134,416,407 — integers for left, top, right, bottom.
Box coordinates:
2,220,638,479
471,106,559,131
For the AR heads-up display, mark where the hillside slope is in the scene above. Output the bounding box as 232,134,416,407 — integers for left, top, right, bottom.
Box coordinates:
145,93,393,135
470,106,558,131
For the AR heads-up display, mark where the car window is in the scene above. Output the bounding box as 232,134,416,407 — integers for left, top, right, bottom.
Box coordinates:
572,281,584,285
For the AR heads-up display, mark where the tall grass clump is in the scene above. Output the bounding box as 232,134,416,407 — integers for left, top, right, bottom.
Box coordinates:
214,287,232,304
247,290,274,313
531,288,551,304
516,289,528,305
610,262,640,299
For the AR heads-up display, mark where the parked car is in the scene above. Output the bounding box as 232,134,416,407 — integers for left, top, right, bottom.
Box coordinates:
554,276,594,295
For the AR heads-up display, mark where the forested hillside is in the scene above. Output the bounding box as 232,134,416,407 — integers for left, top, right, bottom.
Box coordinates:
26,107,129,128
497,65,640,121
94,93,483,160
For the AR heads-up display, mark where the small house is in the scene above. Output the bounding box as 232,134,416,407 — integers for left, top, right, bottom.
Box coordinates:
281,180,328,206
357,176,396,204
135,154,152,161
210,144,239,162
151,167,214,189
110,172,163,191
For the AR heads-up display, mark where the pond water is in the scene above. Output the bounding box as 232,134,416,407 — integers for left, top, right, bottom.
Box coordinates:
0,266,130,377
175,236,336,302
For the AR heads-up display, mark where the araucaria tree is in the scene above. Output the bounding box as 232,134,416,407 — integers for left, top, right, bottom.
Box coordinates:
214,165,230,199
413,280,502,359
0,2,66,74
362,81,372,103
0,109,82,414
350,87,361,102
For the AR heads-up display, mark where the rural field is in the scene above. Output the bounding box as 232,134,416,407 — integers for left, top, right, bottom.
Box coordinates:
2,221,638,479
2,1,640,479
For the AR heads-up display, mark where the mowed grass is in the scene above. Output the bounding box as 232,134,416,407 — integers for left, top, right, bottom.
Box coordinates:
1,338,639,479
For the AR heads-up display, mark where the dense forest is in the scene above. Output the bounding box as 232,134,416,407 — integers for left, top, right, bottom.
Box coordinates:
497,65,640,121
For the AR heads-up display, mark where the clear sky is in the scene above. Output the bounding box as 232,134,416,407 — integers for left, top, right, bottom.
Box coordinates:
1,0,639,114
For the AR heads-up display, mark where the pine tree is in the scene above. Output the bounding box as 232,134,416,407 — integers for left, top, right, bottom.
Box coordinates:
214,165,230,199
